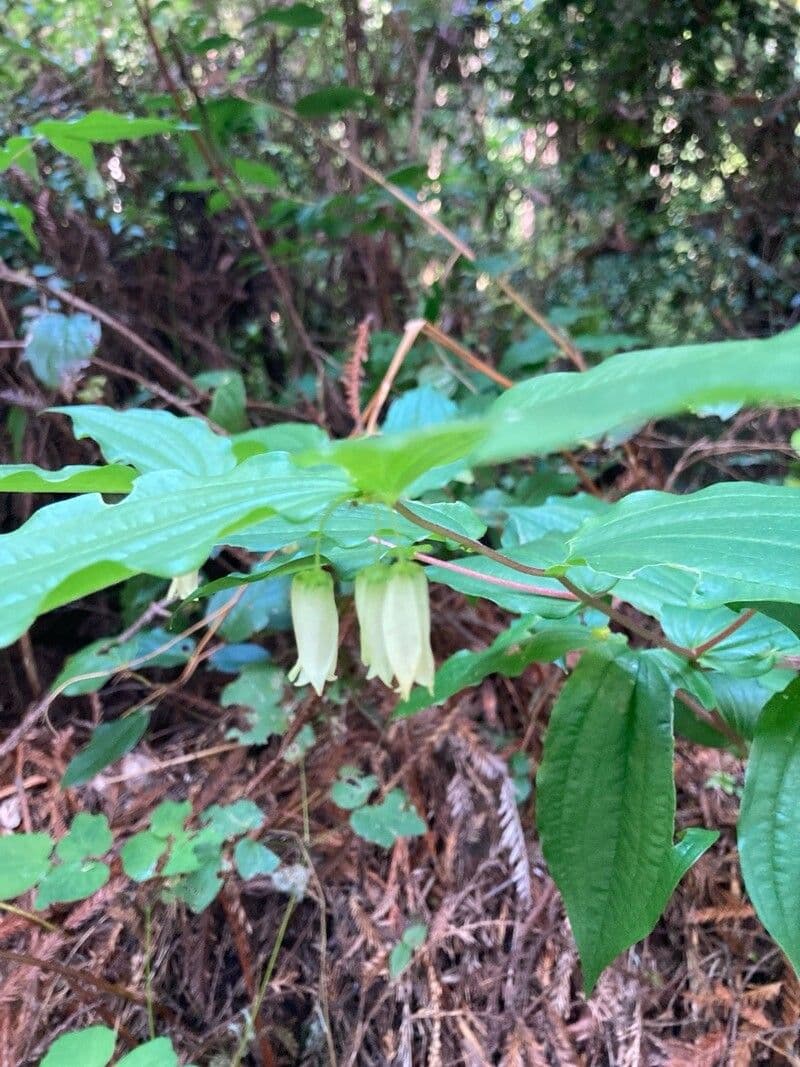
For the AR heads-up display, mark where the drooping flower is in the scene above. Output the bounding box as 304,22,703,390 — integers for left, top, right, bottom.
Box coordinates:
382,561,435,700
288,568,338,696
354,563,394,687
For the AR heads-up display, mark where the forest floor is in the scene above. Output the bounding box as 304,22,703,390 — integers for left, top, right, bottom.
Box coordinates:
2,575,799,1067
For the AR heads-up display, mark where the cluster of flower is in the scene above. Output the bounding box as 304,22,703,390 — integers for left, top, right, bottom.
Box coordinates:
288,562,435,700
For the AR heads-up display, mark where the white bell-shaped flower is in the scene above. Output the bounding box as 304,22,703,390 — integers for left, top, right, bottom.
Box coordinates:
354,563,394,687
382,561,435,700
288,568,338,696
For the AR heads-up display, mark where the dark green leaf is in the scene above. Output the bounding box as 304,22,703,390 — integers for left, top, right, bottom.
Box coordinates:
739,677,800,975
248,3,325,28
223,663,289,744
537,649,680,991
295,86,369,118
62,709,150,786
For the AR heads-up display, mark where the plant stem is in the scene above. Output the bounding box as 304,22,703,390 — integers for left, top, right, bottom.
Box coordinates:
393,499,694,659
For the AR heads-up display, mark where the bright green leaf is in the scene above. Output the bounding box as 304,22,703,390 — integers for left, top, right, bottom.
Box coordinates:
0,463,135,494
53,405,236,476
478,327,800,463
40,1026,115,1067
0,832,53,900
331,766,379,810
116,1037,179,1067
201,800,264,839
121,831,168,882
0,198,39,248
568,483,800,607
35,860,110,908
56,813,112,861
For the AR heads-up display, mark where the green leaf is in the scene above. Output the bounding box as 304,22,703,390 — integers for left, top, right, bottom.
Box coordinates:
54,405,236,476
300,421,486,500
0,453,353,648
568,483,800,607
56,813,112,861
150,800,192,839
40,1026,116,1067
171,859,222,912
54,629,194,696
331,766,379,810
116,1037,179,1067
295,86,369,117
0,463,136,494
195,370,248,432
121,831,168,881
201,800,265,839
537,648,680,992
234,838,280,879
232,158,281,189
223,664,289,744
34,111,180,144
423,550,580,619
477,327,800,463
660,605,800,677
0,136,37,177
35,860,110,908
739,677,800,975
0,832,53,900
62,709,151,786
709,673,774,740
389,921,428,977
23,313,100,389
232,421,329,459
209,578,291,641
349,789,426,848
394,619,598,718
248,2,325,28
0,198,39,248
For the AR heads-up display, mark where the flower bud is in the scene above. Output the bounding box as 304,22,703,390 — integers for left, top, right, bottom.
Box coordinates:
288,568,338,696
354,563,394,687
382,561,435,700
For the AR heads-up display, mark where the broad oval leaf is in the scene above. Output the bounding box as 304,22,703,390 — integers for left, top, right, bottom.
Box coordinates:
538,649,679,991
0,832,53,900
40,1026,116,1067
568,483,800,607
0,453,353,648
24,312,100,389
738,677,800,975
